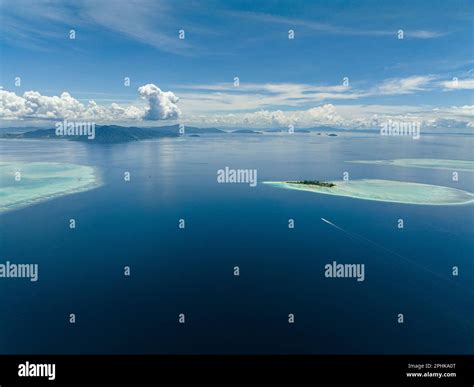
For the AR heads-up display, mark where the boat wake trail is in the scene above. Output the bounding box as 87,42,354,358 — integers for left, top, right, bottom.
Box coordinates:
320,217,474,331
320,217,345,231
320,217,468,289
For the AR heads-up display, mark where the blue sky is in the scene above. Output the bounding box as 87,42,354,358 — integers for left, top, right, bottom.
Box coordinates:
0,0,473,128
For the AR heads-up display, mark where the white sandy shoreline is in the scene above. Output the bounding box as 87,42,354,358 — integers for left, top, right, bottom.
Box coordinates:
264,179,474,206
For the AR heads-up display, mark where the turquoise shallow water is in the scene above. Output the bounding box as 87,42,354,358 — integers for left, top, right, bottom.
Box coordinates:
265,179,474,205
0,161,100,213
350,158,474,172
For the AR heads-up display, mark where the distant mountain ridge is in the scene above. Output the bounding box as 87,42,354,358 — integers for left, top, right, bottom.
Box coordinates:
0,124,354,144
1,124,225,144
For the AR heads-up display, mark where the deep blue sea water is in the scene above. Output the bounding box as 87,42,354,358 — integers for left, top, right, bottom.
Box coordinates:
0,132,473,354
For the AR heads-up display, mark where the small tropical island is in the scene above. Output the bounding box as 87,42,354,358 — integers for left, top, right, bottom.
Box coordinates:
287,180,336,187
263,179,474,206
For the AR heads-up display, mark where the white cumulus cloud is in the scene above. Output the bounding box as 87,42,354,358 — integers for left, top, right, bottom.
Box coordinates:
0,84,181,122
183,103,474,130
138,84,180,120
185,104,346,128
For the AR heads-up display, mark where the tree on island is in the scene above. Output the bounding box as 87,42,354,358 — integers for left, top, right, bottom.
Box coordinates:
288,180,336,187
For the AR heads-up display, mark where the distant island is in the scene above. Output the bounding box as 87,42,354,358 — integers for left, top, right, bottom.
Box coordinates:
287,180,336,187
258,128,311,133
317,132,338,136
1,125,176,144
232,129,263,134
1,124,225,144
0,124,343,144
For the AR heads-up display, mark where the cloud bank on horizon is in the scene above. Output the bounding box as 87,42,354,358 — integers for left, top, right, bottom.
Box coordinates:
1,77,472,129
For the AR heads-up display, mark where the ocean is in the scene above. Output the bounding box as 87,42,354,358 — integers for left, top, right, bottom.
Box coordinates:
0,131,473,354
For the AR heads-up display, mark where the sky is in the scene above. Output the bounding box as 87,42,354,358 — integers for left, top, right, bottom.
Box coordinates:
0,0,473,129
